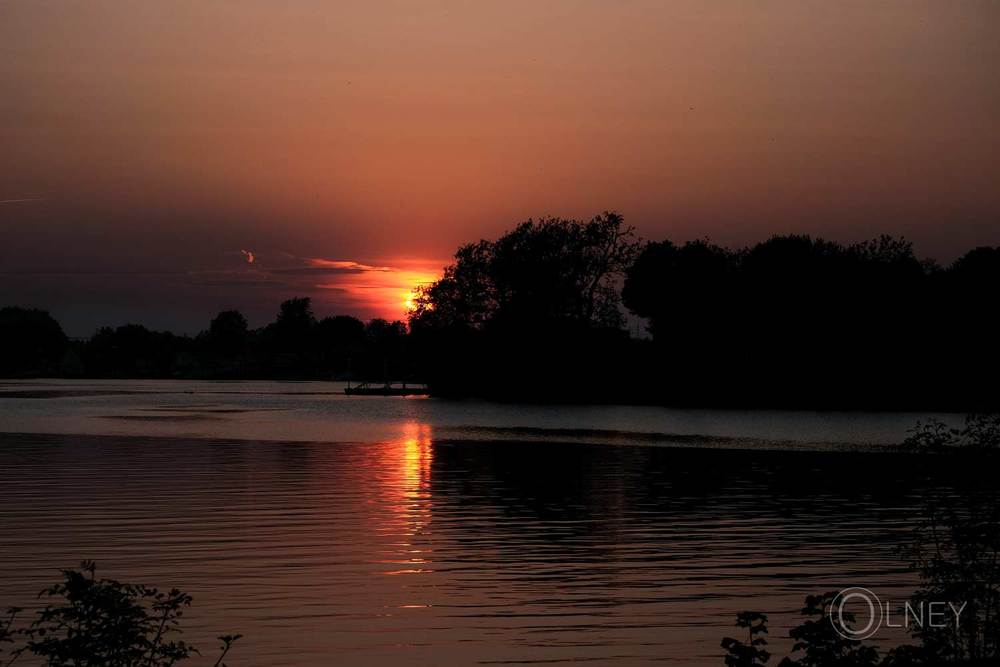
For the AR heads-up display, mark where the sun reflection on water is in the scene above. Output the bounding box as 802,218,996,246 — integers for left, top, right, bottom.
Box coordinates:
399,421,433,497
375,422,435,587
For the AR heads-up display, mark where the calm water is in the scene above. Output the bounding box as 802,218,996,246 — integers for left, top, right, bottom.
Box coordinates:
0,380,964,665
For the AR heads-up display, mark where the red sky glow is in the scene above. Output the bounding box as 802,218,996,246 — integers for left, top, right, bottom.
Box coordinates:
1,1,998,334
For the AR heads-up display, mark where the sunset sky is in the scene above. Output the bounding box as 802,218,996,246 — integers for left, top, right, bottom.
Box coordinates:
2,0,998,335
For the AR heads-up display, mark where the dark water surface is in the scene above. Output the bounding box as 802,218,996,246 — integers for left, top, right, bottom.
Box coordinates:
0,381,960,665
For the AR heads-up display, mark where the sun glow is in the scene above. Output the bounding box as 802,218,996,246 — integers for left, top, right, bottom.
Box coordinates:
313,259,442,321
404,288,419,313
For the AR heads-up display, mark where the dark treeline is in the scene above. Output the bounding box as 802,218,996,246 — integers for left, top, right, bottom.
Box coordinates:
0,298,411,381
410,213,999,409
2,211,999,409
622,234,1000,410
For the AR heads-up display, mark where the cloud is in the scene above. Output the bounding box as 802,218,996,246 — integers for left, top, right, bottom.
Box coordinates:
186,251,444,320
306,259,392,272
0,198,44,205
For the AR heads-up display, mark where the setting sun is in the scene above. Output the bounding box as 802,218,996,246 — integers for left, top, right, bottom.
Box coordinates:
404,289,417,313
311,259,443,321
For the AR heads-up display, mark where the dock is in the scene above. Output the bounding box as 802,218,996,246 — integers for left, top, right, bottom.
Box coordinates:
344,381,429,396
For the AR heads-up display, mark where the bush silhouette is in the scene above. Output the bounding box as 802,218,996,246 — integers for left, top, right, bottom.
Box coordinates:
721,611,771,666
0,562,238,667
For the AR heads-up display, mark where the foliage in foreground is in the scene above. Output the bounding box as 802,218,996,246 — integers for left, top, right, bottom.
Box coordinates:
0,562,239,667
903,414,1000,453
721,611,770,667
724,419,1000,666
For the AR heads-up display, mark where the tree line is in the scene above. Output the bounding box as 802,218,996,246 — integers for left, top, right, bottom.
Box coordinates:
409,212,998,409
2,211,998,408
0,298,411,381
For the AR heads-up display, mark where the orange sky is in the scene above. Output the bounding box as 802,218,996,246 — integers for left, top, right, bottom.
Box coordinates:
1,1,998,333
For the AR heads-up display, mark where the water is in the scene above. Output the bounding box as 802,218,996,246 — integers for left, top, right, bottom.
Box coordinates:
0,380,965,665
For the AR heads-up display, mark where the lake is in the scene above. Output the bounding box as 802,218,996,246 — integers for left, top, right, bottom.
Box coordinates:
0,380,967,665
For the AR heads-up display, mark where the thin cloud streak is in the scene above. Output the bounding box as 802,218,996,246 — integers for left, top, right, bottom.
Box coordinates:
187,252,444,321
308,259,392,272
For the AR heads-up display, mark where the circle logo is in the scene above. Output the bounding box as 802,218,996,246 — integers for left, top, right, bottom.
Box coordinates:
830,587,883,640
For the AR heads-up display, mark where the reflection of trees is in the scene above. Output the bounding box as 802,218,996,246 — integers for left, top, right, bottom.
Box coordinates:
426,444,923,556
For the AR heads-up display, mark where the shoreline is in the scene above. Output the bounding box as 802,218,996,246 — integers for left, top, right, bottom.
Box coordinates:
0,376,977,414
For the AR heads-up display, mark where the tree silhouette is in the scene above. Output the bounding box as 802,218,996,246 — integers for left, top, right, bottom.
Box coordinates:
412,211,640,331
409,212,640,400
722,611,771,666
900,473,1000,663
777,593,879,667
0,306,68,376
271,297,316,350
316,314,366,375
205,310,248,359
